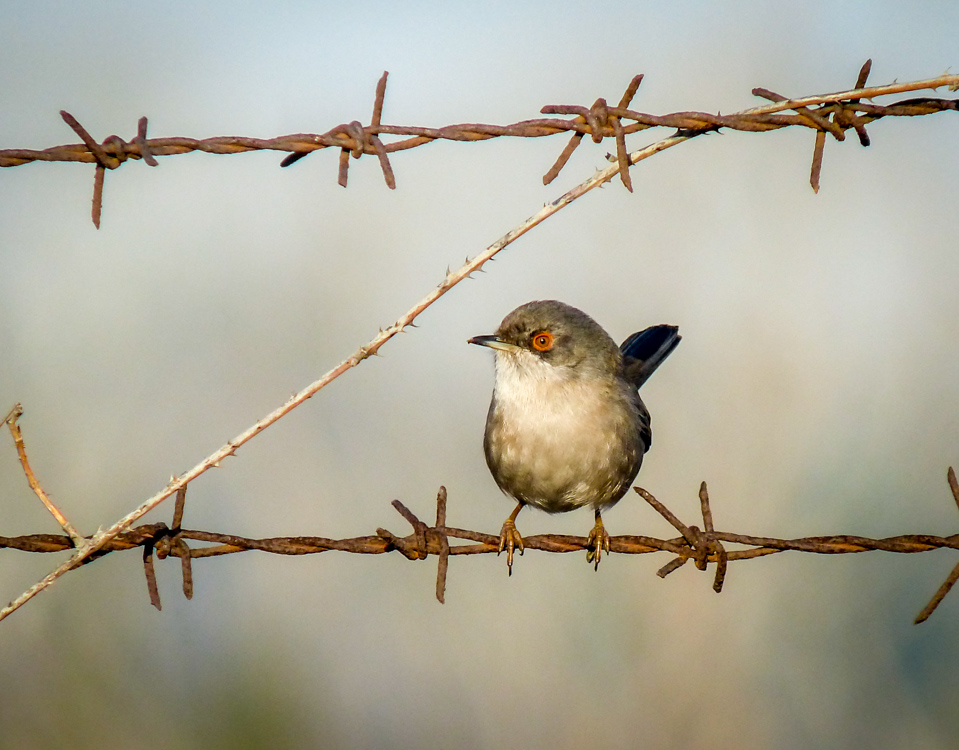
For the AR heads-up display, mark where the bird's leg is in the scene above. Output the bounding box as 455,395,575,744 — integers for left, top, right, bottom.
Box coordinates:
586,509,611,570
498,502,525,576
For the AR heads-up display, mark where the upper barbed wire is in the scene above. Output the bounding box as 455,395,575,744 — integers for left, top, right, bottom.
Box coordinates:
2,64,957,226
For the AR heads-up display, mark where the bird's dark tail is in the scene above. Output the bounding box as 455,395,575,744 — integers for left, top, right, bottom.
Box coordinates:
620,325,681,388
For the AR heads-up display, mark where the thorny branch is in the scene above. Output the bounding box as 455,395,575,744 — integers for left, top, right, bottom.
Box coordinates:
5,404,84,547
2,62,958,623
0,62,957,226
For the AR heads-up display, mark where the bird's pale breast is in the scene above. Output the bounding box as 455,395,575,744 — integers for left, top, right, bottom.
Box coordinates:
484,351,644,513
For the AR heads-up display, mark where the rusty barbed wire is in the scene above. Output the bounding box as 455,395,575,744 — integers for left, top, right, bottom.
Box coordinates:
2,62,957,226
3,471,959,623
5,397,959,621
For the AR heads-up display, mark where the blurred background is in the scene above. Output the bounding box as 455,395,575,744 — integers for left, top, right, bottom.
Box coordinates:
2,1,958,748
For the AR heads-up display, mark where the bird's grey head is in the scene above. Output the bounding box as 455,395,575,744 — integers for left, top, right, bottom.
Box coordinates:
468,300,623,380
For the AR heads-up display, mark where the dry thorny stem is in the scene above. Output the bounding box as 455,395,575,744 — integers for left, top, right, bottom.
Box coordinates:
2,62,958,623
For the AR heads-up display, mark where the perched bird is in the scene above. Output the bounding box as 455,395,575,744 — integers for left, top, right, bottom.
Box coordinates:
469,300,680,572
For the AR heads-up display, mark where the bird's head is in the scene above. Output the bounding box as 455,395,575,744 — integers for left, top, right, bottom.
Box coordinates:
468,300,622,379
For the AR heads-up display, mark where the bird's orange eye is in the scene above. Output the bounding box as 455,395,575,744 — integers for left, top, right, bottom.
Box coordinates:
531,331,554,352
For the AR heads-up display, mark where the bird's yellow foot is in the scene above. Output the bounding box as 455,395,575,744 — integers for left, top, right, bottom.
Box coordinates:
498,518,524,576
498,502,525,575
586,510,610,570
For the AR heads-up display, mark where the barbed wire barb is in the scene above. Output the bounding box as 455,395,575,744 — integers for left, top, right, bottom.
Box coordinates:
914,468,959,624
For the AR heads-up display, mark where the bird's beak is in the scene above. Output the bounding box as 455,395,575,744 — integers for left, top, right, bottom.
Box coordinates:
468,335,521,353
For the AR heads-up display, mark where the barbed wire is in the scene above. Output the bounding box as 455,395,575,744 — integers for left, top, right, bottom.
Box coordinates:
1,61,957,226
3,61,958,624
4,442,959,624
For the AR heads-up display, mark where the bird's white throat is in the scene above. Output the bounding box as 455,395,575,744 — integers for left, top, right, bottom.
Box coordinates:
491,349,623,457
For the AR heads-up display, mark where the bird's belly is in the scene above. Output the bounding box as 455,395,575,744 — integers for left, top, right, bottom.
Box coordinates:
485,383,641,513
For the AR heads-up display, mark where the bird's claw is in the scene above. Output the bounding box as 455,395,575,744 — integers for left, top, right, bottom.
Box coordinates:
498,518,525,576
586,516,610,570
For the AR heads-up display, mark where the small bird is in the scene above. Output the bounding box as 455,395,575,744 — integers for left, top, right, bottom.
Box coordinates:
469,300,680,572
